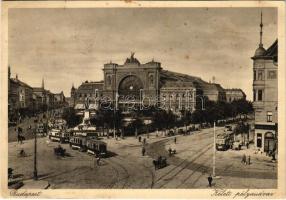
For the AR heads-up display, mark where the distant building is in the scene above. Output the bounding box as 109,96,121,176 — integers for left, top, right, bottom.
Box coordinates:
46,90,55,109
252,12,278,153
201,83,226,102
225,88,246,103
71,81,103,112
8,67,33,111
32,89,66,110
54,91,66,107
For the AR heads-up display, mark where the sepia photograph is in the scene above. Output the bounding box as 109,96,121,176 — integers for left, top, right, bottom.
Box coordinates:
1,1,285,199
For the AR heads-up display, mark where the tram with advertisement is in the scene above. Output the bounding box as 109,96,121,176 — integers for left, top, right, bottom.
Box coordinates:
49,129,71,143
69,125,98,151
69,108,108,155
48,119,70,143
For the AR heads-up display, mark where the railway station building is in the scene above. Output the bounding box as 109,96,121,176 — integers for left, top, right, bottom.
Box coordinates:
71,53,237,114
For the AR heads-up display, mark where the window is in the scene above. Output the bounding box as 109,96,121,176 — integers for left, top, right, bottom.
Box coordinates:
258,70,264,80
108,76,112,85
149,75,154,85
253,90,256,101
254,70,257,80
267,70,277,79
258,90,263,101
267,111,273,122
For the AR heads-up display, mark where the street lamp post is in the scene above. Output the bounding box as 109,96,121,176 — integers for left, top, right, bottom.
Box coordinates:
111,72,117,139
213,121,216,177
33,118,38,180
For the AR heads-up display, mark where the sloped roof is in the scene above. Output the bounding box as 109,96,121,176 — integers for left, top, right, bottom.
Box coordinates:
77,81,103,93
33,87,45,92
264,39,278,63
10,78,32,89
160,70,207,88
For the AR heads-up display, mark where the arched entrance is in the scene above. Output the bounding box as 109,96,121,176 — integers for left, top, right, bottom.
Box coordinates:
118,75,144,110
264,132,275,152
118,75,144,100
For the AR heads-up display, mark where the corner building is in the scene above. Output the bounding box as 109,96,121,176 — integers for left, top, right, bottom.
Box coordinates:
252,13,278,153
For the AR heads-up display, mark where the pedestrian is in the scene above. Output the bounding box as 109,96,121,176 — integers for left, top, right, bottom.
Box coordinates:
138,136,141,143
17,131,20,144
143,138,146,144
241,154,246,164
248,155,251,165
17,127,23,144
272,152,276,161
142,147,146,156
174,137,177,144
246,141,249,149
96,156,101,166
168,147,172,157
207,174,213,187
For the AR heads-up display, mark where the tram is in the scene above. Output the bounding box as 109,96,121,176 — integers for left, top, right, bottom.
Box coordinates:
216,132,233,151
69,120,99,151
49,129,71,143
86,139,107,157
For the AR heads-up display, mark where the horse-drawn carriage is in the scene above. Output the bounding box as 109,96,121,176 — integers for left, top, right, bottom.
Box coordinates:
153,156,167,170
54,145,66,156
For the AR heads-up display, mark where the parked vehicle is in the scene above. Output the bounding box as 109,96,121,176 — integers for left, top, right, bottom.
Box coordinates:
232,141,242,150
86,139,107,157
54,145,66,156
8,121,17,127
153,156,167,170
178,129,184,135
225,125,233,132
168,130,175,136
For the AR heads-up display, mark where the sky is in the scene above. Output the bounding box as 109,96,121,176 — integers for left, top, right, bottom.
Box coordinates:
8,7,277,99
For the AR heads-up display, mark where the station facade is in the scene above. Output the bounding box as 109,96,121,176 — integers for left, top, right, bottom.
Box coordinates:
71,53,239,114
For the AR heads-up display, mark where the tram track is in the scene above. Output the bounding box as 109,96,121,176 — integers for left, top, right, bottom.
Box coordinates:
140,159,155,188
175,155,212,188
156,143,213,188
112,155,155,189
105,157,130,188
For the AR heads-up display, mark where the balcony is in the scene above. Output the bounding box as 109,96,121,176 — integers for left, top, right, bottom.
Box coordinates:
253,80,265,87
253,101,264,109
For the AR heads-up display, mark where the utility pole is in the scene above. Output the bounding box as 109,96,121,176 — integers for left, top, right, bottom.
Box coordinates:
213,121,216,177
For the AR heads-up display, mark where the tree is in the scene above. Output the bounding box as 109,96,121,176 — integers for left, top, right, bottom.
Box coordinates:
232,99,253,119
62,107,82,128
94,107,123,131
152,110,176,129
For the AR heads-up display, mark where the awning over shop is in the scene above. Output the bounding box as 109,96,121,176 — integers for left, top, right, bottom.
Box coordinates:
75,104,85,110
88,104,98,110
